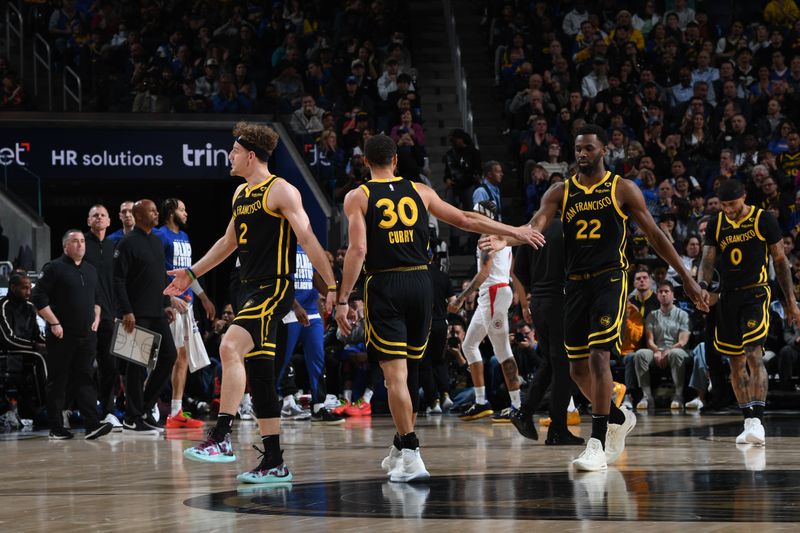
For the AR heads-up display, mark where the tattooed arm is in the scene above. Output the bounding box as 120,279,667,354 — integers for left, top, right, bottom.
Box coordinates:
449,248,493,313
769,242,800,326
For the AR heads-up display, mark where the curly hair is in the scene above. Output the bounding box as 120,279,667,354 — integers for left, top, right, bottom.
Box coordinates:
232,121,279,158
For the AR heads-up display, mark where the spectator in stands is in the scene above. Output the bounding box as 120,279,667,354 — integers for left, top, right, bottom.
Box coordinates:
313,129,345,193
212,73,253,113
390,110,425,147
539,141,568,178
132,74,170,113
444,129,482,212
291,94,326,138
395,129,426,183
632,1,661,37
562,0,589,38
633,281,692,410
581,56,610,99
473,161,504,221
1,74,25,110
194,58,220,100
270,64,305,113
525,163,549,219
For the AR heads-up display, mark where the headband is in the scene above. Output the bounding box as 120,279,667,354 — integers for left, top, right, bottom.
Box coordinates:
235,135,270,162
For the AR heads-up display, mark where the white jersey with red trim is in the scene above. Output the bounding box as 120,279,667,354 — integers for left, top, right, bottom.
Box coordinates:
477,245,512,294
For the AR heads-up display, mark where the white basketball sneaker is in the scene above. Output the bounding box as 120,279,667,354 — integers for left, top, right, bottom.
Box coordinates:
389,448,430,483
736,418,753,444
572,438,608,471
746,418,766,446
381,445,402,473
606,409,636,464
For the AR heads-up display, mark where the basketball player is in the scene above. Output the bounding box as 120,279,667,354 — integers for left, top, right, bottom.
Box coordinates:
155,198,216,429
482,124,707,471
165,122,337,484
448,201,523,422
335,135,544,482
698,179,800,446
107,201,135,243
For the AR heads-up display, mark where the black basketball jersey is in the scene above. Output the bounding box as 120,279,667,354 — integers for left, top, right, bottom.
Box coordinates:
232,176,297,282
361,178,429,273
561,171,629,275
706,207,781,291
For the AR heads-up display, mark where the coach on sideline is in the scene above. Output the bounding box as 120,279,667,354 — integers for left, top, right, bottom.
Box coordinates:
32,230,113,440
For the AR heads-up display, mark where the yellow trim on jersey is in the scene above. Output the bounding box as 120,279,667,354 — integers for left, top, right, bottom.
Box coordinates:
234,279,284,319
610,175,628,220
568,352,590,359
276,218,285,276
560,179,570,221
715,212,723,242
713,342,744,356
262,176,283,218
619,214,629,270
245,349,276,357
410,182,419,191
259,278,290,353
565,342,590,351
245,176,273,197
359,184,370,198
725,204,756,229
370,177,403,183
753,208,765,241
282,218,290,275
571,171,611,195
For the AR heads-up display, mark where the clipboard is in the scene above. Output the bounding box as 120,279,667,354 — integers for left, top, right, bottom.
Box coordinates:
111,319,162,372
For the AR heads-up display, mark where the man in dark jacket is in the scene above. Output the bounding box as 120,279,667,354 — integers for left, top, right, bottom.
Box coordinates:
0,273,45,419
31,230,113,440
84,204,121,429
113,199,177,435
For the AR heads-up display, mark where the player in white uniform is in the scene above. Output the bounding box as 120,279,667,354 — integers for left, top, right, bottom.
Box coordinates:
449,201,524,422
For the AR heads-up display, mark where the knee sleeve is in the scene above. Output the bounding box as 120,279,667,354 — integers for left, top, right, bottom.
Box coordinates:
462,342,483,365
406,358,420,414
494,345,515,364
245,356,281,419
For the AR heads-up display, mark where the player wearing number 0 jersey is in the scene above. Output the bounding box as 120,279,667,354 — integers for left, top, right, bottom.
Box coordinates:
335,135,545,483
699,179,800,447
483,124,707,472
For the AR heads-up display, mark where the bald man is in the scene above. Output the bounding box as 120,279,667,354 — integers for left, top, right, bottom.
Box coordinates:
113,199,178,435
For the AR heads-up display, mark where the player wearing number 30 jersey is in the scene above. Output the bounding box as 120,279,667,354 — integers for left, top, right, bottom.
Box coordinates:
335,135,545,483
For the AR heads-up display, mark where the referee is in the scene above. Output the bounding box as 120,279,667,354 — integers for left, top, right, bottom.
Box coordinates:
32,230,113,440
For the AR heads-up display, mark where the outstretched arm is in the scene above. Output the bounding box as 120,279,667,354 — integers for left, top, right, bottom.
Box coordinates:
480,183,562,251
620,179,709,312
415,182,546,248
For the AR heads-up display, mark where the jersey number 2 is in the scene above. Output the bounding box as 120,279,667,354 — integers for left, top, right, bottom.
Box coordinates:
575,219,601,240
376,197,419,229
239,222,248,244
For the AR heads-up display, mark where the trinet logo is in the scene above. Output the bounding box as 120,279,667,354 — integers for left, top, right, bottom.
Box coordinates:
0,142,30,166
182,143,230,167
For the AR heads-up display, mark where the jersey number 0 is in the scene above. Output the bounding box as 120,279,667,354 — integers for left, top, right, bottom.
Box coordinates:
376,197,419,229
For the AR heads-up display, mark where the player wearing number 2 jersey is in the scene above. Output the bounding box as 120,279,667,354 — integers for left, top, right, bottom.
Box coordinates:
165,122,337,486
335,135,545,483
482,124,707,472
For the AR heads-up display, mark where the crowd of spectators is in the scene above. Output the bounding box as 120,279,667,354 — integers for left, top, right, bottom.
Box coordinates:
485,0,800,409
7,0,428,202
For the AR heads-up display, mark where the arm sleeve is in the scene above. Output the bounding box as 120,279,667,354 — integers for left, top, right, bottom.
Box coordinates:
759,210,783,245
30,263,55,311
113,244,134,315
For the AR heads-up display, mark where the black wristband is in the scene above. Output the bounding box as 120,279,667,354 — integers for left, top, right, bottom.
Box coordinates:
699,281,709,290
49,323,60,327
337,301,348,305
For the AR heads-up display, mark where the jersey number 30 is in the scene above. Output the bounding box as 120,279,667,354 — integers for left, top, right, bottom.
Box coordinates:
575,219,602,240
376,197,419,229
